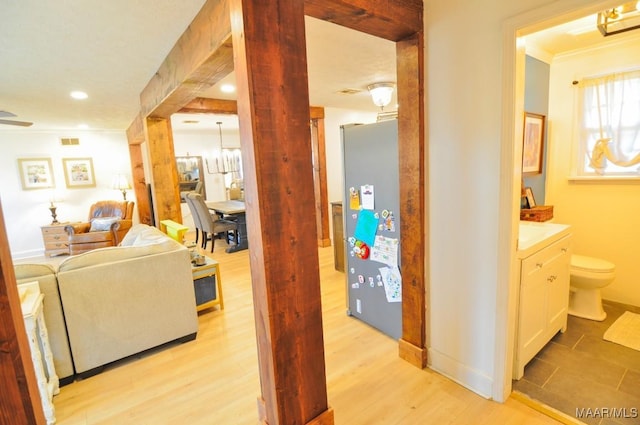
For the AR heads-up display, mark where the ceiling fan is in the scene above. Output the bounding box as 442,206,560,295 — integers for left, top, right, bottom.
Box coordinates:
0,110,33,127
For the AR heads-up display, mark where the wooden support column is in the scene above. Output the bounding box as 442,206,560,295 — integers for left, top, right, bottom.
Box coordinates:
128,143,153,225
0,201,47,425
310,107,330,248
230,0,333,424
145,117,182,226
397,32,428,368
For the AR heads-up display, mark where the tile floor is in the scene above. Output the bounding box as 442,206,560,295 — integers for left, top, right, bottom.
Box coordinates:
513,300,640,425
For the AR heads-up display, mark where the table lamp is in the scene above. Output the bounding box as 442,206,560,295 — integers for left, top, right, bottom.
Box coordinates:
111,174,131,200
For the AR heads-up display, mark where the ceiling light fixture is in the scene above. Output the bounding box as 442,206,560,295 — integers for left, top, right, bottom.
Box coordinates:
367,82,395,110
70,90,88,100
205,121,240,175
220,84,235,93
597,1,640,36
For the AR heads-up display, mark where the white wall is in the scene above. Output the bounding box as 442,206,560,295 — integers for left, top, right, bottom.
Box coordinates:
425,0,582,399
426,0,627,401
545,36,640,307
0,130,134,259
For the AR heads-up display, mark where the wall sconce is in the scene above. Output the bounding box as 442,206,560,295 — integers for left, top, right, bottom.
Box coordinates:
367,82,395,110
111,174,131,200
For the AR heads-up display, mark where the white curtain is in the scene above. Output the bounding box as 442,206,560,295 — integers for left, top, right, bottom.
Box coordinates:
580,69,640,175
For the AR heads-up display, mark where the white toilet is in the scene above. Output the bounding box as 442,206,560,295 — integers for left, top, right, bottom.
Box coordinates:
569,254,616,321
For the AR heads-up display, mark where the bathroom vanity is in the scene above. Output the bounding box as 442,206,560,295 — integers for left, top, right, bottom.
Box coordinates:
514,221,572,380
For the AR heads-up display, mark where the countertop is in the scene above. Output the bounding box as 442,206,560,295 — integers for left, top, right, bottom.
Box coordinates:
517,221,572,259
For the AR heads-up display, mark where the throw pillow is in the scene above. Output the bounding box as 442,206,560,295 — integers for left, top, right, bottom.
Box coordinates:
89,217,120,232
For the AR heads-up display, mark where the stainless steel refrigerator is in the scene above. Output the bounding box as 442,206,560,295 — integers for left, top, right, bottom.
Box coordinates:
341,119,401,339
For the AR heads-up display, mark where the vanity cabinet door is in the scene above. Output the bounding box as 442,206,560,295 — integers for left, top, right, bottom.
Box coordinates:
518,256,548,368
545,242,571,332
515,235,571,379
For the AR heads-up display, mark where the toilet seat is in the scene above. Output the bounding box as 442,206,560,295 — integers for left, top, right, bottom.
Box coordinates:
571,254,615,274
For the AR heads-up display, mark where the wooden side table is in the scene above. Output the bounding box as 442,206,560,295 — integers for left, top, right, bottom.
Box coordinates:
191,257,224,312
41,223,70,257
19,281,59,425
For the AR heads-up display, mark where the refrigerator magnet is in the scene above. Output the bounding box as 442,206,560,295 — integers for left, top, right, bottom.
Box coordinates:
384,212,395,232
349,187,361,210
361,184,375,209
353,240,370,260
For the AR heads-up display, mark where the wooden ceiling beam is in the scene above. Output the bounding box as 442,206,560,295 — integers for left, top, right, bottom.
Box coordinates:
180,98,326,120
179,98,238,115
139,0,234,119
126,112,145,145
304,0,422,41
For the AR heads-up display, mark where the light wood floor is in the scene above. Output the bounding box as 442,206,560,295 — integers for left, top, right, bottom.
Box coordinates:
51,238,563,424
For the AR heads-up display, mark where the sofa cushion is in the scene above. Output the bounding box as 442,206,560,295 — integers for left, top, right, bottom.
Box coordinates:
120,223,172,247
14,263,56,279
58,225,180,273
90,216,120,232
14,263,75,381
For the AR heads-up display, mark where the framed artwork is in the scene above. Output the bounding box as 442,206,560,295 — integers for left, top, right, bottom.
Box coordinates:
522,112,545,175
62,157,96,188
524,187,536,209
17,158,55,190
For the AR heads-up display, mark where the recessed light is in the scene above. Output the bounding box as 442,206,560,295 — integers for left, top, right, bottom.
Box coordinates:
220,84,235,93
70,91,88,100
77,124,89,129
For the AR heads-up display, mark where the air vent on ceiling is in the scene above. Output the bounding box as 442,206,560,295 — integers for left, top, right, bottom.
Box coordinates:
60,137,80,146
336,88,361,95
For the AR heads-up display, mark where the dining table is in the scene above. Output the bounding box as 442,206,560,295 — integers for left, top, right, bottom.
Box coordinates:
206,200,248,253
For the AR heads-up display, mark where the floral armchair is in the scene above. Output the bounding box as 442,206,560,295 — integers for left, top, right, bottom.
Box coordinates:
64,200,135,255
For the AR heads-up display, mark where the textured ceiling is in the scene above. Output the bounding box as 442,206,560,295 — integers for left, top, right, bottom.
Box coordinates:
0,1,395,132
3,2,638,133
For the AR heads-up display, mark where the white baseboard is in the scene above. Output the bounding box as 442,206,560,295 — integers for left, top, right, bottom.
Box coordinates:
428,347,494,399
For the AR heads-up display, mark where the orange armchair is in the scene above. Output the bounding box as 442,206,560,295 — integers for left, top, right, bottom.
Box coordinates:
64,200,135,255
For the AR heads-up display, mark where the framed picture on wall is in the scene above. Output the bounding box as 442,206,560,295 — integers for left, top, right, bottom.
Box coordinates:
17,157,55,190
524,187,536,209
522,112,545,175
62,157,96,188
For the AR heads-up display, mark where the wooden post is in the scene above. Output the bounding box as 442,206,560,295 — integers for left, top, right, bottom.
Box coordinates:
0,200,47,425
311,113,331,248
230,0,333,423
397,32,428,368
128,143,153,225
145,117,182,226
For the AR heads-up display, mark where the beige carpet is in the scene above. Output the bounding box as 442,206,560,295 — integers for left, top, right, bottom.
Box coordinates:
603,311,640,351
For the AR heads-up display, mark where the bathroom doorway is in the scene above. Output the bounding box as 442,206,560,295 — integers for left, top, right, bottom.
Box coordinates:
502,0,640,419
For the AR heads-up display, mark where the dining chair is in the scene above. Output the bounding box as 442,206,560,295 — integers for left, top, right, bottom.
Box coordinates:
186,193,238,252
184,193,203,246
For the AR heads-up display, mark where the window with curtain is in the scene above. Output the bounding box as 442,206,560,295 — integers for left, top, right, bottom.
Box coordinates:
577,69,640,176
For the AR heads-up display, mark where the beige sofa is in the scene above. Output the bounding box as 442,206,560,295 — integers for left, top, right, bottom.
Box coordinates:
56,224,198,378
15,263,75,385
17,224,199,381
